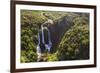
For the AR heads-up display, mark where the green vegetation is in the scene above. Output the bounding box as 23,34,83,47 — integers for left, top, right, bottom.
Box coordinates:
21,10,89,62
57,15,89,60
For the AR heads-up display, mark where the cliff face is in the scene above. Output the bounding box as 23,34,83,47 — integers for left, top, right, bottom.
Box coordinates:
49,16,74,49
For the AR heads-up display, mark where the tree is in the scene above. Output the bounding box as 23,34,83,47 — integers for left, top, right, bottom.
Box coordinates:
57,14,89,60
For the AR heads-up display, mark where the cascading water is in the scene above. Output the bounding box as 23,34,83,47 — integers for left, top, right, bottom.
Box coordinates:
36,24,52,61
41,25,52,52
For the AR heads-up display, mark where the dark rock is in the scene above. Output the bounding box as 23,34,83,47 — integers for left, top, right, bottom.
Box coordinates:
48,16,74,49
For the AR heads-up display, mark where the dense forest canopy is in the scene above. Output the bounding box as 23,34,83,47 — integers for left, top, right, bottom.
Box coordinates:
20,10,89,63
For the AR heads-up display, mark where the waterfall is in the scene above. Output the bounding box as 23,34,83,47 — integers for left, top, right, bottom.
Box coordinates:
41,25,52,52
37,25,52,54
